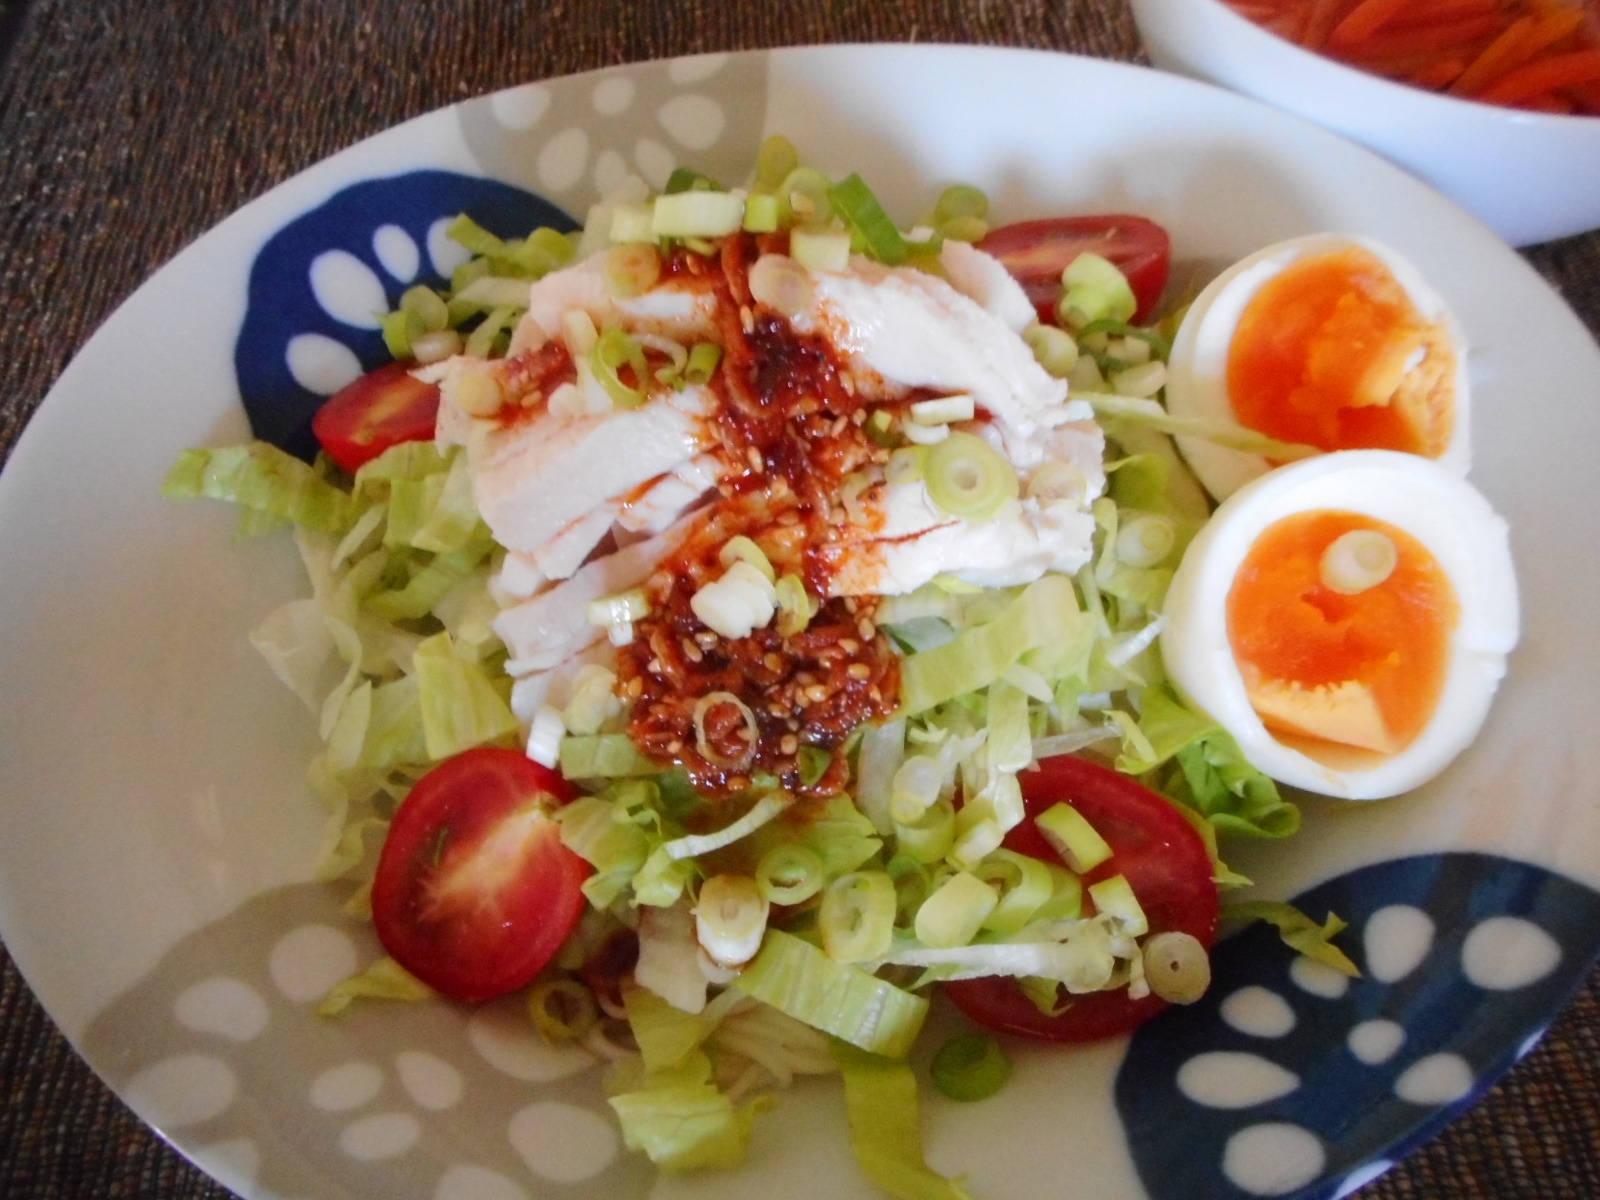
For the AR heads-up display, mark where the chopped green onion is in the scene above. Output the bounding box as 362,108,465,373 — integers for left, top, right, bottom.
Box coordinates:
908,394,975,426
719,535,775,581
975,848,1058,935
937,215,989,244
1057,252,1137,329
694,873,770,967
446,212,511,258
464,305,519,360
922,432,1019,522
913,870,998,949
749,253,816,315
798,746,833,787
1087,874,1148,937
893,797,956,865
756,135,800,191
410,329,463,365
664,166,722,194
609,202,656,244
1116,514,1177,568
400,284,449,332
684,341,723,386
742,191,782,233
828,173,908,265
1321,529,1398,595
587,588,652,627
653,190,746,238
590,326,649,409
889,754,944,825
1036,801,1114,874
755,842,825,905
778,165,834,223
886,445,924,487
604,243,662,298
1142,932,1211,1004
820,870,897,962
1024,322,1079,378
934,184,989,223
774,573,815,636
791,225,852,272
379,308,420,358
1110,361,1168,399
527,978,598,1042
930,1033,1011,1102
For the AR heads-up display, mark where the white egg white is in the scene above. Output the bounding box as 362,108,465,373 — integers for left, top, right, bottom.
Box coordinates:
1165,234,1471,502
1160,450,1518,800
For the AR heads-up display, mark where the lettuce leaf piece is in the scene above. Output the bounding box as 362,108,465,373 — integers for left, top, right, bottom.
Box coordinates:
557,794,652,909
1225,900,1361,977
831,1041,975,1200
606,1050,767,1171
734,930,927,1059
899,575,1088,716
163,442,353,533
1118,687,1300,839
413,630,519,761
315,956,433,1017
362,530,496,621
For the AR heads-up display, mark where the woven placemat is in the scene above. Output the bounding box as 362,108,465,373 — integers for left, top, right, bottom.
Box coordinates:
1,1,1597,1197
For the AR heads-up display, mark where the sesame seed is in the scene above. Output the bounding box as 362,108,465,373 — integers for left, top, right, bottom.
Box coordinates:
857,618,876,640
847,663,872,680
747,446,765,471
780,734,799,755
804,684,830,704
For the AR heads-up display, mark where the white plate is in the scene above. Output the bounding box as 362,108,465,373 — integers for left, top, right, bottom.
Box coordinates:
2,44,1599,1200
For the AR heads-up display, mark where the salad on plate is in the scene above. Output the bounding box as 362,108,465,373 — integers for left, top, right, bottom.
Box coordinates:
163,135,1519,1198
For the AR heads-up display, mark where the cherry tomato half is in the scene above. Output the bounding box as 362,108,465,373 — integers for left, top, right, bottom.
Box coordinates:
979,216,1173,326
371,747,590,1003
311,360,441,475
945,755,1218,1043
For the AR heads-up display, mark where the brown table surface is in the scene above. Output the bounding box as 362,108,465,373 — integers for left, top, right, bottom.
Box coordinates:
2,1,1598,1197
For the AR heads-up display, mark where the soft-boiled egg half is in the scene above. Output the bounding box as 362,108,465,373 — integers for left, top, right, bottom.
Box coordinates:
1165,234,1470,501
1160,450,1517,800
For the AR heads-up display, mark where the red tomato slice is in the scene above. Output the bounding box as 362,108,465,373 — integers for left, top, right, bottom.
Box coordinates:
311,360,441,475
371,747,590,1003
978,216,1173,326
945,755,1218,1043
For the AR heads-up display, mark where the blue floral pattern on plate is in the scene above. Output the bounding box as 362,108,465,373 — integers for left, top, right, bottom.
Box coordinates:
1117,852,1600,1198
234,169,574,460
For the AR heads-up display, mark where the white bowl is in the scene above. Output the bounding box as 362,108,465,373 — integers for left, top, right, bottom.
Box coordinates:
1130,0,1600,246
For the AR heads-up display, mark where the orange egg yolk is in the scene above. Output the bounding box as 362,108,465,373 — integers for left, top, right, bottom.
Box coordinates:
1226,510,1458,756
1226,247,1456,459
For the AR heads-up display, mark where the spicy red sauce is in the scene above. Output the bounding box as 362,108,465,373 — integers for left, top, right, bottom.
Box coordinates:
615,234,902,799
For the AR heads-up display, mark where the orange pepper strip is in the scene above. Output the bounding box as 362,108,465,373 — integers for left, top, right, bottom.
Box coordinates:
1449,17,1540,94
1388,0,1501,26
1327,0,1423,49
1332,14,1504,57
1407,55,1472,88
1478,46,1600,103
1458,9,1590,95
1305,0,1361,48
